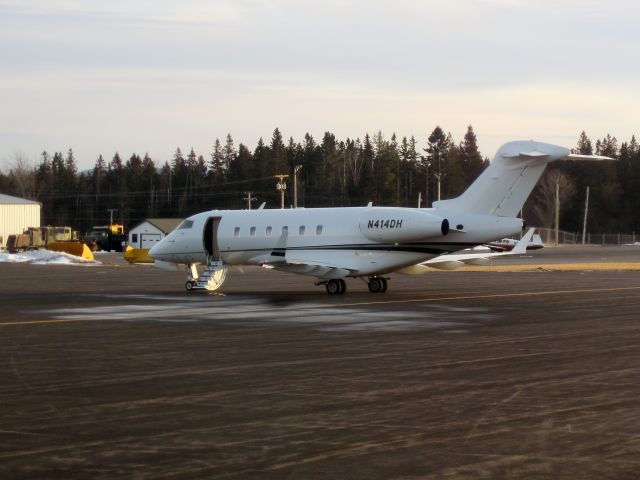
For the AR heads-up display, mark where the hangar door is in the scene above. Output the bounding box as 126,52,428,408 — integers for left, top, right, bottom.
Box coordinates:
203,217,222,261
141,233,162,249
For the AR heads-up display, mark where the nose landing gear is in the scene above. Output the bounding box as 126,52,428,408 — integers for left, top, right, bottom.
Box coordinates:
185,259,228,292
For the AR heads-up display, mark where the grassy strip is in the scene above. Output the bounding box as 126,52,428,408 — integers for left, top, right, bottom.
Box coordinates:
451,262,640,272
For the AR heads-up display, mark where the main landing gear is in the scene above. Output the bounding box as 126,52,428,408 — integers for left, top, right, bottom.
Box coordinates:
367,276,388,293
325,279,346,295
320,277,388,294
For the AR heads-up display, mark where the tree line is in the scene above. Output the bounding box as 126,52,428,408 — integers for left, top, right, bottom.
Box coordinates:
1,126,639,235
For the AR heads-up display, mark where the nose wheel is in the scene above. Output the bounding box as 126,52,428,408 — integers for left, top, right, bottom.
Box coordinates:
367,277,387,293
184,260,227,292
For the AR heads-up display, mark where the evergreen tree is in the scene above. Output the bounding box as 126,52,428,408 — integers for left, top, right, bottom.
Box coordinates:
36,151,54,219
252,138,270,204
595,134,622,231
424,126,451,204
574,131,593,155
320,131,340,204
88,154,107,228
357,134,376,204
459,125,487,186
141,153,157,218
223,134,237,173
442,139,465,198
269,128,285,176
210,139,223,173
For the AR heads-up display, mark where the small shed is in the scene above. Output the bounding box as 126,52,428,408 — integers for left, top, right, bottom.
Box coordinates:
0,193,41,249
128,218,183,249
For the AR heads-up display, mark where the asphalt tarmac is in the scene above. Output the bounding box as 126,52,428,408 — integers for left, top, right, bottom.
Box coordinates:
1,247,640,479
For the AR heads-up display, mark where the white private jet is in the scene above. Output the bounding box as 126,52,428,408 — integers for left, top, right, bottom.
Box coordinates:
149,140,610,294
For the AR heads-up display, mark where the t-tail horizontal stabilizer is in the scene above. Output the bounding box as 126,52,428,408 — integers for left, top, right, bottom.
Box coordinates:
433,141,614,217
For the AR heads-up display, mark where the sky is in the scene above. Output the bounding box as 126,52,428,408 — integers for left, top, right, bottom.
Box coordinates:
1,0,639,171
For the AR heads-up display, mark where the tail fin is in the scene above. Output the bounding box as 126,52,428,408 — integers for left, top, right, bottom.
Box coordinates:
433,140,611,217
511,228,535,255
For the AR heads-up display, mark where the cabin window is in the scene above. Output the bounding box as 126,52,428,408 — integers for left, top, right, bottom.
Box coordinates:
234,227,240,237
282,226,288,234
132,234,138,243
316,225,323,235
299,225,306,236
266,226,272,237
250,226,256,237
177,220,194,229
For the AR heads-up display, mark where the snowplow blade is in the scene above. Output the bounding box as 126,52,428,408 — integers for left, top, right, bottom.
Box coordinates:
124,246,154,264
47,241,95,261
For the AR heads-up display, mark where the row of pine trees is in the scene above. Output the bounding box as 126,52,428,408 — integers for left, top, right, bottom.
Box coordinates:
1,126,639,235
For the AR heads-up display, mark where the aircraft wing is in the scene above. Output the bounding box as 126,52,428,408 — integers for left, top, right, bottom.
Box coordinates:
261,231,360,279
403,228,535,273
267,249,361,280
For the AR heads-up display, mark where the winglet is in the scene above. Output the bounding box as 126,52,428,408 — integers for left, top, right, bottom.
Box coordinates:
512,228,535,254
566,153,614,161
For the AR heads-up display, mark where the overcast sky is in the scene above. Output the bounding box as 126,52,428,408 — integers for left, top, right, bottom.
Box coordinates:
1,0,639,170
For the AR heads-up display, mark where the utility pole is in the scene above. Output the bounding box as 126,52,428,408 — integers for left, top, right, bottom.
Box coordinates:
274,174,289,209
434,173,444,202
293,165,302,208
107,208,118,225
421,155,429,208
242,191,256,210
436,149,443,202
554,181,560,246
582,186,590,245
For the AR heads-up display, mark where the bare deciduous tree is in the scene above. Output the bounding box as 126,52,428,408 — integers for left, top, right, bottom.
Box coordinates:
7,152,36,200
527,168,576,228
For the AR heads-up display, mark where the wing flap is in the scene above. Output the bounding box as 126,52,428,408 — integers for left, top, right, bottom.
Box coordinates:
266,249,361,279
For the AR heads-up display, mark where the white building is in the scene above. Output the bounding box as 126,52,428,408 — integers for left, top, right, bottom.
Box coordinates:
0,193,41,249
128,218,182,249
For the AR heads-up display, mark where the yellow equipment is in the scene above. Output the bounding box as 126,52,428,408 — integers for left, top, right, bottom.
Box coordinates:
7,226,93,261
124,246,154,264
47,241,95,261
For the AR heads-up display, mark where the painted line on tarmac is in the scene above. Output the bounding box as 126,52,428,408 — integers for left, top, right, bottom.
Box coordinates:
0,319,88,327
454,262,640,272
334,285,640,308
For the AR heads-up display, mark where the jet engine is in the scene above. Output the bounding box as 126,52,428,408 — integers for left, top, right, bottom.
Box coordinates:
359,210,449,242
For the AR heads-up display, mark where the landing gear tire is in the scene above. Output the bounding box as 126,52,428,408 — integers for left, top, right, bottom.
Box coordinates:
368,277,387,293
185,281,195,291
326,279,346,295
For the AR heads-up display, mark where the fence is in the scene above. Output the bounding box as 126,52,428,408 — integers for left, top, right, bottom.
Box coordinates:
532,228,638,246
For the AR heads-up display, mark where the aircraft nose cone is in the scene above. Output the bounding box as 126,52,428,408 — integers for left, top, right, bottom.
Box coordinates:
148,242,162,259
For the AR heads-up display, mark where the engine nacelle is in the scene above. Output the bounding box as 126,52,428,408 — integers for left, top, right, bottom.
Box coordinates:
359,210,449,242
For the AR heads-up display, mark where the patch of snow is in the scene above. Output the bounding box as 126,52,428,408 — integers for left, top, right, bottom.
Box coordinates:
0,250,98,265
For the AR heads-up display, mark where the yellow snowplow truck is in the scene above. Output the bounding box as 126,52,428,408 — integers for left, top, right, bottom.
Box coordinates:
6,226,94,260
84,224,126,252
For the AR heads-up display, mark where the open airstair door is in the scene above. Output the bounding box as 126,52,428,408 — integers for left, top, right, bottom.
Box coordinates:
203,216,222,260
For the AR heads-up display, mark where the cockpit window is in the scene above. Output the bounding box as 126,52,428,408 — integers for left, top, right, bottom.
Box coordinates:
177,220,194,230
